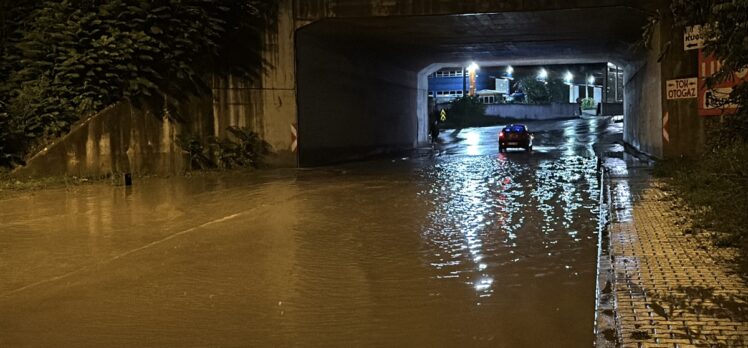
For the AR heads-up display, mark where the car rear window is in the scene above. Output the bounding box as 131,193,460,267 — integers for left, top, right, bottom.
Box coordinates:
504,125,526,132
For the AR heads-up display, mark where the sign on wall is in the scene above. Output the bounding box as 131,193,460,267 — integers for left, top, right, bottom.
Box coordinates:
698,50,748,116
495,78,510,94
666,78,697,100
684,25,705,51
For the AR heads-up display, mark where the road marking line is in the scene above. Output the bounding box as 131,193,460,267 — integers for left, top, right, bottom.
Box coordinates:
1,212,245,298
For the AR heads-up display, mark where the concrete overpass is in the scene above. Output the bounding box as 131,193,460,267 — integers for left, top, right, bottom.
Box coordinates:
216,0,701,167
15,0,705,177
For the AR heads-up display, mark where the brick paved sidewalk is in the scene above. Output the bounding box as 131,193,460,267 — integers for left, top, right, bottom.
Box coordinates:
608,170,748,347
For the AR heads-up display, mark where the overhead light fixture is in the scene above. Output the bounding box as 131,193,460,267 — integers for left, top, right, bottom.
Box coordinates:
564,71,574,84
506,65,514,75
467,62,480,73
588,75,595,84
537,68,548,80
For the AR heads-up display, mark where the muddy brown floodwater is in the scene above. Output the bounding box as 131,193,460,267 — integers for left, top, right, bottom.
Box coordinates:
0,118,618,347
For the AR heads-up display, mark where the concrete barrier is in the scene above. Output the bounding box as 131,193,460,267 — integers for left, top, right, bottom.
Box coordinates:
12,101,187,178
599,103,623,116
484,103,579,120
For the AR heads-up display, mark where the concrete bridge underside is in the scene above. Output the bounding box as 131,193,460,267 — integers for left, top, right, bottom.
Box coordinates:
14,0,705,177
295,5,650,165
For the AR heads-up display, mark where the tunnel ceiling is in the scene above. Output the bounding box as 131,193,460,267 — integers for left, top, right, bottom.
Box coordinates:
299,6,649,69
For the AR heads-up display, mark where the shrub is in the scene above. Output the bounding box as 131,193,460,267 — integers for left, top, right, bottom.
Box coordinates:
547,79,568,103
581,98,596,110
176,133,213,171
448,95,487,128
209,127,271,169
515,77,550,104
177,127,271,170
654,142,748,271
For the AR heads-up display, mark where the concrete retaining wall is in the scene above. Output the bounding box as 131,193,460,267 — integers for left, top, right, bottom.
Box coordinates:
485,103,579,120
13,102,186,178
623,23,663,158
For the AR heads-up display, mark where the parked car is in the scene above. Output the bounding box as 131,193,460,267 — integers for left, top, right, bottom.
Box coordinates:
499,124,533,152
505,91,525,103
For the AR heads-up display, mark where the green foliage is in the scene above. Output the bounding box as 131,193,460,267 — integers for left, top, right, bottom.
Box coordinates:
654,141,748,270
0,0,273,168
176,133,213,170
546,79,568,104
177,127,270,170
209,126,271,169
655,1,748,270
516,77,550,104
581,98,596,110
448,95,487,128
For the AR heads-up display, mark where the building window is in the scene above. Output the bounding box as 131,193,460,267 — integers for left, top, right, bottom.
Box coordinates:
434,69,464,77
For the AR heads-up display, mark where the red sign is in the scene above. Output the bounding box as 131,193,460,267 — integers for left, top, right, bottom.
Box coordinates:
698,50,748,116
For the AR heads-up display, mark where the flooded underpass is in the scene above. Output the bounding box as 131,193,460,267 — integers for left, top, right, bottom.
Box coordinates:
0,117,621,347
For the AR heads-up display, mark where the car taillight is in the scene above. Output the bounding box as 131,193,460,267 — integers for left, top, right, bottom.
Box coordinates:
499,131,505,139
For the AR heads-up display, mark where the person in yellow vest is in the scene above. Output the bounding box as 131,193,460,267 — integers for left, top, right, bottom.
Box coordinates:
430,109,443,142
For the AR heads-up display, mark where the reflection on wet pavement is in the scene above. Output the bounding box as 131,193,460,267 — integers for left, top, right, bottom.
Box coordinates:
0,118,618,347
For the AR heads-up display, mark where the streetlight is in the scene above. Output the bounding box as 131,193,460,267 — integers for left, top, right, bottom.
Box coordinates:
466,62,479,96
564,71,574,84
506,65,514,75
586,75,595,99
467,62,480,73
564,72,574,103
537,68,548,81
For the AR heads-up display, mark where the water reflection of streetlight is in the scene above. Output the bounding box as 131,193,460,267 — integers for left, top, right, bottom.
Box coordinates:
465,130,481,156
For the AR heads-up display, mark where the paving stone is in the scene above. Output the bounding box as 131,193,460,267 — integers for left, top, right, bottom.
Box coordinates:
608,178,748,347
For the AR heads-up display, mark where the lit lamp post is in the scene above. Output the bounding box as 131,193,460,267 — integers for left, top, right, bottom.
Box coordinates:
466,62,479,96
586,75,595,99
537,68,548,82
564,71,574,103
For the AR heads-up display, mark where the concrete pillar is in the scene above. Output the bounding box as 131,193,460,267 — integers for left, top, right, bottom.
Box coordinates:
658,9,705,158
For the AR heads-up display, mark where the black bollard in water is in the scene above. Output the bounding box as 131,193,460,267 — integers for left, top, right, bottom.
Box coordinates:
123,173,132,186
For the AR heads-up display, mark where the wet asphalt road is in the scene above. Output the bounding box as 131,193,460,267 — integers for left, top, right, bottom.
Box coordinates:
0,117,621,347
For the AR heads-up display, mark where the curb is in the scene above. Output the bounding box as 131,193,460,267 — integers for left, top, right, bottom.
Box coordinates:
594,161,619,347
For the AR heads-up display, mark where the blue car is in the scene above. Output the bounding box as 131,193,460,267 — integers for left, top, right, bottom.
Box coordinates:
506,91,525,102
499,124,533,152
